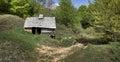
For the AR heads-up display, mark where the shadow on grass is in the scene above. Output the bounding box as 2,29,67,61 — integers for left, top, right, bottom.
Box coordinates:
75,38,110,46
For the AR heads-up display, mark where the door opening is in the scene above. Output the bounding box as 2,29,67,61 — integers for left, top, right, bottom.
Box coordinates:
37,28,41,34
32,27,36,34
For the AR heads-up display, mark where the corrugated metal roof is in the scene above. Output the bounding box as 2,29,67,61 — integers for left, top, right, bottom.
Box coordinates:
24,17,56,29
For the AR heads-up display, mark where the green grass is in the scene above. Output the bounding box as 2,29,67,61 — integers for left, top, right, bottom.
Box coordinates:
62,42,120,62
0,27,60,62
0,28,37,62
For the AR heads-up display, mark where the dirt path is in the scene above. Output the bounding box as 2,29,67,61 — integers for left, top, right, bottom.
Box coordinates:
36,43,84,62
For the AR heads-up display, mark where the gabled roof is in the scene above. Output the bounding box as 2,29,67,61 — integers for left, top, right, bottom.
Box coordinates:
24,17,56,29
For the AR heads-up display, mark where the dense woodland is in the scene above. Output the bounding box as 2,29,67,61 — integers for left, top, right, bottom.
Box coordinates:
0,0,120,62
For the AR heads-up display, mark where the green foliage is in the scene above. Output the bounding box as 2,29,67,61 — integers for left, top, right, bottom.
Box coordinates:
0,0,46,17
0,0,11,13
26,0,45,16
10,0,30,17
77,5,91,29
56,0,76,26
90,0,120,41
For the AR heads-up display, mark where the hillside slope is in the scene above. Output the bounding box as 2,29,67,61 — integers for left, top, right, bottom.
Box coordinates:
0,14,37,62
0,14,24,32
0,14,77,62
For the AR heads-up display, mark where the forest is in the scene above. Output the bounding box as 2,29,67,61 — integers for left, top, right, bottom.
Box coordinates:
0,0,120,62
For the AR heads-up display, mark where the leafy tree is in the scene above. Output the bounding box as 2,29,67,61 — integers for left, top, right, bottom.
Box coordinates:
77,5,91,29
57,0,76,26
26,0,45,16
90,0,120,41
9,0,46,17
0,0,11,13
10,0,30,17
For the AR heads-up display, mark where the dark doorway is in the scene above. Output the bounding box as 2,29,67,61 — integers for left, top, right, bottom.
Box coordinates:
32,27,36,34
32,27,41,34
37,28,41,34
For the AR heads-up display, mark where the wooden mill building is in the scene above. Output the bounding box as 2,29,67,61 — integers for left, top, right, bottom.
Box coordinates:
24,14,56,36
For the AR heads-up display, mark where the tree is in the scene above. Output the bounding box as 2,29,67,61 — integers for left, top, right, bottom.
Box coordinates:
77,5,91,29
10,0,30,17
90,0,120,41
0,0,11,13
26,0,45,16
9,0,46,17
57,0,76,26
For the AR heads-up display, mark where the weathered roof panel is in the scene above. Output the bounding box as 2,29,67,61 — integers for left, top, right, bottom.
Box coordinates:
24,17,56,29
